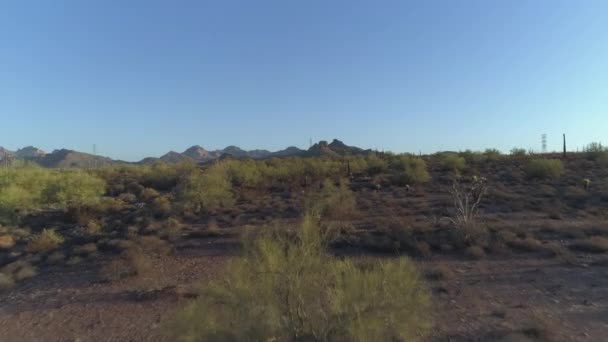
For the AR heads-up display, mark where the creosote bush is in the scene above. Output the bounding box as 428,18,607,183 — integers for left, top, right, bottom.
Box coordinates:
440,154,466,174
175,164,234,214
0,165,105,223
389,154,430,185
26,229,64,253
525,159,564,180
169,215,431,341
307,179,358,220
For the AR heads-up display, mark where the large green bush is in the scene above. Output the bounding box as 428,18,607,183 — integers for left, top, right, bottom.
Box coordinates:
389,154,430,185
525,159,564,179
169,215,431,341
307,179,357,220
440,154,466,173
0,166,105,223
175,164,234,213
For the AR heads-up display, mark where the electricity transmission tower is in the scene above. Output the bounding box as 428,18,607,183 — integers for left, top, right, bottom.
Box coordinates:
541,134,547,153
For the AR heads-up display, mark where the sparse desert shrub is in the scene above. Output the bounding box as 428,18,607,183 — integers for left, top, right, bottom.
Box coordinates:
141,187,160,202
569,236,608,253
365,154,388,176
152,195,172,217
100,246,153,282
545,242,577,264
26,229,64,253
447,176,488,246
510,147,527,156
161,217,184,240
525,159,564,179
389,155,430,185
465,245,485,259
169,215,431,341
0,273,15,291
175,164,234,213
0,234,15,250
85,220,102,236
308,179,358,220
483,148,502,161
440,154,466,174
13,264,37,281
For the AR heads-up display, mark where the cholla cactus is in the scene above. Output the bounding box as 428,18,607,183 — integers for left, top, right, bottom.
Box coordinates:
447,176,488,241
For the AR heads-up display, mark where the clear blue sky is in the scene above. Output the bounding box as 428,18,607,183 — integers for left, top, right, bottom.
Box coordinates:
1,0,607,161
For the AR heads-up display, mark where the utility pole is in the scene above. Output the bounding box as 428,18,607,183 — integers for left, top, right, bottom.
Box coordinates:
562,134,566,158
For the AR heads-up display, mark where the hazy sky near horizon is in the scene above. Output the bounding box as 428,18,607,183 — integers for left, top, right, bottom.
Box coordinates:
1,0,607,161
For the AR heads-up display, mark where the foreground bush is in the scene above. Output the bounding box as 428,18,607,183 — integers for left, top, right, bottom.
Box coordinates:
525,159,564,179
169,216,431,341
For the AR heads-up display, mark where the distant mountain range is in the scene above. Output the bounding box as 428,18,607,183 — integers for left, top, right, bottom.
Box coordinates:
0,139,374,168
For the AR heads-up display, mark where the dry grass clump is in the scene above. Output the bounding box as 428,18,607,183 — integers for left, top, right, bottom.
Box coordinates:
100,247,153,282
85,220,102,236
26,229,64,253
0,272,15,291
466,245,486,259
569,236,608,253
160,217,185,240
544,242,577,265
169,215,431,341
152,195,172,217
1,259,37,284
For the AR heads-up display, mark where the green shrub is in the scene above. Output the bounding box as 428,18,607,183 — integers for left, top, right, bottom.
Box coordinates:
510,147,527,156
440,154,466,173
0,166,105,223
365,155,388,176
175,164,234,213
169,216,431,341
26,229,64,253
389,155,430,185
307,179,358,220
525,159,564,179
483,148,502,161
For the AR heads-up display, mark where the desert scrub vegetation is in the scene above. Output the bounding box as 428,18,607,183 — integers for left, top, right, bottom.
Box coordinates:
26,229,64,253
510,147,527,156
440,153,466,174
175,163,234,214
307,179,358,220
447,176,488,246
525,159,564,180
0,165,105,223
169,215,431,341
388,154,430,185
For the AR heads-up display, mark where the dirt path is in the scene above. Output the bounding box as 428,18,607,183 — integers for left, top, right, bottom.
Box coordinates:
1,235,607,341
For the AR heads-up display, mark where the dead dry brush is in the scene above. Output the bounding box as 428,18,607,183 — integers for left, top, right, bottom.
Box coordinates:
446,176,488,246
